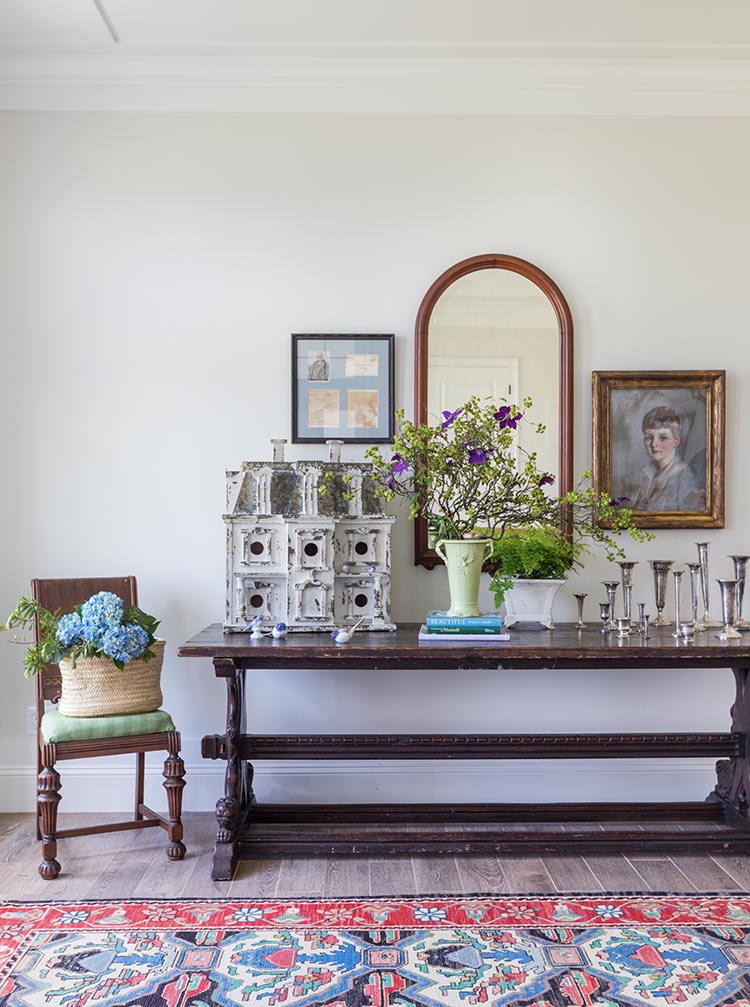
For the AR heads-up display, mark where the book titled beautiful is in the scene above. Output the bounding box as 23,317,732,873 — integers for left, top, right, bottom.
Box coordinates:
418,625,510,642
425,610,503,628
423,624,506,636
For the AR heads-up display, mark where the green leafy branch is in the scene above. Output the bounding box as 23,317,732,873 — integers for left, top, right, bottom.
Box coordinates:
0,596,63,678
365,395,653,592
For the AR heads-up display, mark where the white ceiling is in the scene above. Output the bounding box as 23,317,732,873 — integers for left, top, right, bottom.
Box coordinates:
2,0,750,114
5,0,750,50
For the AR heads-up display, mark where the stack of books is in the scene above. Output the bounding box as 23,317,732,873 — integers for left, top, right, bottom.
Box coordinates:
418,611,510,642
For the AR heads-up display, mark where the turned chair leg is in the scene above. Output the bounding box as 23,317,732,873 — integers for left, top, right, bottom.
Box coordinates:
35,747,42,842
135,751,145,820
162,732,186,861
37,743,61,880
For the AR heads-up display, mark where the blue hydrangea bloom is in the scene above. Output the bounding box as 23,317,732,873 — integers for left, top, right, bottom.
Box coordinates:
56,612,84,648
78,592,125,648
80,618,104,648
80,591,124,627
101,624,149,663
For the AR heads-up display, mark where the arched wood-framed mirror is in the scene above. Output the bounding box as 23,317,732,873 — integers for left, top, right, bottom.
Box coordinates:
414,253,574,569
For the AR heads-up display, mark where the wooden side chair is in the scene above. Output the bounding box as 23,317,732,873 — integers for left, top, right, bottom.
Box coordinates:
32,576,186,880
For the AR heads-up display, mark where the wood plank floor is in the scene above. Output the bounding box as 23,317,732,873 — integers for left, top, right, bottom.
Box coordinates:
2,813,748,900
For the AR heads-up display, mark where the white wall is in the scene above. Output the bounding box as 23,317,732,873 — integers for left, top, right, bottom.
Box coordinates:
1,111,748,811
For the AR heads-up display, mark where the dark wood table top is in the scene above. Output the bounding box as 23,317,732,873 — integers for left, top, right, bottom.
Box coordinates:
178,623,750,670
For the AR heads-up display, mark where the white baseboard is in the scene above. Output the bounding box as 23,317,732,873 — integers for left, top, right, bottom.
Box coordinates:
0,755,719,813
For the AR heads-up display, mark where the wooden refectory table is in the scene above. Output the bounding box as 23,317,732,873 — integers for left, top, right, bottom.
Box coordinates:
178,622,750,880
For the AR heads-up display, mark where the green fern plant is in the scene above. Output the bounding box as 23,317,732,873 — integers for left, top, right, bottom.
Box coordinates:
489,526,582,607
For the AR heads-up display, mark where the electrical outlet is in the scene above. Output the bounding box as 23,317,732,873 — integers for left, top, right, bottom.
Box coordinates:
26,706,37,736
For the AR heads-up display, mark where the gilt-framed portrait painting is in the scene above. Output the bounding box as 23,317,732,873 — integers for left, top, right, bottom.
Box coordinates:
592,370,725,529
292,334,394,443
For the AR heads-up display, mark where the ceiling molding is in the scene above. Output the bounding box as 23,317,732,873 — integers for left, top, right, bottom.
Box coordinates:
2,46,750,114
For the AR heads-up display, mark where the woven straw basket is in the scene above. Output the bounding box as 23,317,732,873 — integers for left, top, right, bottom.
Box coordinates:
58,639,165,718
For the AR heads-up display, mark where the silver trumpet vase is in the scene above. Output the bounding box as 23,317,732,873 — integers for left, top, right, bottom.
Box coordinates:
617,561,638,626
671,569,684,639
686,561,704,630
697,542,721,627
602,581,619,630
573,593,587,629
717,578,742,640
729,555,750,630
649,560,673,626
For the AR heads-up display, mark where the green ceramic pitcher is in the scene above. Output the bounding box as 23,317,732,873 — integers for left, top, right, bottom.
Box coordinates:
435,538,493,617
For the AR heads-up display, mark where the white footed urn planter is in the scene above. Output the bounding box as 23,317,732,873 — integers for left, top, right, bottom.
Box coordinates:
502,578,566,630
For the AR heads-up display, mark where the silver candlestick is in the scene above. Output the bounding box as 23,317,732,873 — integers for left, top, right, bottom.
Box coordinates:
649,560,673,626
686,562,704,630
573,593,587,629
671,569,684,639
636,602,646,634
729,555,750,630
697,542,721,626
602,581,619,630
617,561,638,626
716,578,742,640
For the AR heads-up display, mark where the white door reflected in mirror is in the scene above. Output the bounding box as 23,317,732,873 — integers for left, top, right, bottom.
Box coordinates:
427,268,559,480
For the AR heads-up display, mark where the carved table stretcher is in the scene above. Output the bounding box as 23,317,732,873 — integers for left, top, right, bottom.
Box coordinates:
178,623,750,880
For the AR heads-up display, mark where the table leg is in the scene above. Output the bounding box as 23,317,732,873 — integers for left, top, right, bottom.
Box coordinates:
713,665,750,827
212,658,250,879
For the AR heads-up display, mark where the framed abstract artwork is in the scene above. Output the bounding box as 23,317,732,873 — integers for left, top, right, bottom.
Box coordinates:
592,370,725,529
292,334,395,444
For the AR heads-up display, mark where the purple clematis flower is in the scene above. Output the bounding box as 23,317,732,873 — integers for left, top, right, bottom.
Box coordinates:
494,405,523,429
610,495,631,506
441,408,463,429
385,453,409,492
468,446,492,464
538,473,555,487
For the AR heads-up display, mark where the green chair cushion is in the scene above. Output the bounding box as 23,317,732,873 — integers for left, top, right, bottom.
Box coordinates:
41,709,176,743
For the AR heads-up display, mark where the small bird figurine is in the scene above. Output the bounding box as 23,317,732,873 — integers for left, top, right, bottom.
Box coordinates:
367,564,376,575
331,615,365,644
271,622,288,639
242,615,265,639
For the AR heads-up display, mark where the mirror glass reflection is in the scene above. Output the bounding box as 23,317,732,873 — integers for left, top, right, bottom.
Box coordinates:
427,268,560,479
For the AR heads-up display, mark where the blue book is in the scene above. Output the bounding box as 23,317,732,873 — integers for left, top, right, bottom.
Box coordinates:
425,624,506,635
419,625,510,642
426,610,503,628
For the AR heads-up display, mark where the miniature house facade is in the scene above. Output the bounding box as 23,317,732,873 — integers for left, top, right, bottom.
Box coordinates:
224,446,395,632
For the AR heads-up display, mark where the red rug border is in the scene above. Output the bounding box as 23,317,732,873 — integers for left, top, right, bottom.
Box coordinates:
3,893,750,933
3,890,750,904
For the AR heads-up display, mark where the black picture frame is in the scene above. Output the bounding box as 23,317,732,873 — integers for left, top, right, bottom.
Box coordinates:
292,333,395,444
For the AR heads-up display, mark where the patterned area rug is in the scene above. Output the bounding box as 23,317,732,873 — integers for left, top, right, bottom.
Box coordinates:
3,895,750,1006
